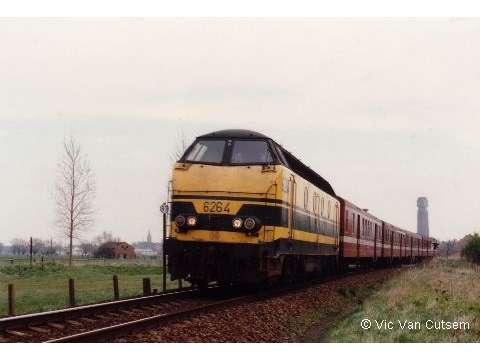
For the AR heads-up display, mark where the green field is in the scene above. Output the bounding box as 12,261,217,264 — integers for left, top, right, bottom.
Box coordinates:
0,256,181,317
324,258,480,342
3,255,479,344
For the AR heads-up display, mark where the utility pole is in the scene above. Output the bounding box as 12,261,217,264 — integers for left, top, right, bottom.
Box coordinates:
160,203,169,293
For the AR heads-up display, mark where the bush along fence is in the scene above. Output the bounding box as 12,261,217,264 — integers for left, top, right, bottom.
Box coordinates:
4,275,184,317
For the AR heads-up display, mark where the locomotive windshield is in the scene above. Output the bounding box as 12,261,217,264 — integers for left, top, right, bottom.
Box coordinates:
182,138,275,165
231,140,273,164
184,139,226,164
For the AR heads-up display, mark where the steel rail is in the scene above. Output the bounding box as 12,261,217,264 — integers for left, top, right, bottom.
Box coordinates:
46,294,253,342
0,287,201,332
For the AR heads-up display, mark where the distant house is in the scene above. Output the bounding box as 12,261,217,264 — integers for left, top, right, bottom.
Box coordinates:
72,246,83,256
135,248,156,257
110,241,136,259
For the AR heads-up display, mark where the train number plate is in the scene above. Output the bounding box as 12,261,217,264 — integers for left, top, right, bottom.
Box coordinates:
202,201,231,213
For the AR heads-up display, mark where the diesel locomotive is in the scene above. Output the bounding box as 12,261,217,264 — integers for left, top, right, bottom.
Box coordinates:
164,129,435,288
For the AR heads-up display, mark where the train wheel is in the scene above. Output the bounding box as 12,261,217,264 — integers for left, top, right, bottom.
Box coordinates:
218,281,233,288
195,280,209,290
313,256,323,277
280,256,295,283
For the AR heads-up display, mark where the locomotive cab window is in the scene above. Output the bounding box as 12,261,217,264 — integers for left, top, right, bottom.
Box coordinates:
230,140,274,165
183,139,226,164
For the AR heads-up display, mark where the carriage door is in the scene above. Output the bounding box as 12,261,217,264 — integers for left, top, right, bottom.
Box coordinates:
356,214,361,258
335,203,340,251
288,175,297,241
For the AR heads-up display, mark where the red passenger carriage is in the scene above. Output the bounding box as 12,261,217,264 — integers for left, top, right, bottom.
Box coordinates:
338,197,382,267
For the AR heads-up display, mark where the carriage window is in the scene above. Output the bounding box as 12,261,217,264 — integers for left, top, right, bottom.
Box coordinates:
184,140,226,164
231,140,273,164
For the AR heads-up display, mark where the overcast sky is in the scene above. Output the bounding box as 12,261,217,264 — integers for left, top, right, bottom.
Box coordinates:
1,16,480,247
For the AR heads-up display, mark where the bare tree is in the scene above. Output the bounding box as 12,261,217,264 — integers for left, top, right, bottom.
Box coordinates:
93,230,114,245
79,241,96,257
54,134,96,266
31,237,45,256
11,238,28,255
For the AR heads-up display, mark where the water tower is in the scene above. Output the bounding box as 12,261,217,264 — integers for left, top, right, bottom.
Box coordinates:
417,197,429,237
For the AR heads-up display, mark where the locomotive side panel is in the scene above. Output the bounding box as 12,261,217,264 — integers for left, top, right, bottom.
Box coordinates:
281,169,339,254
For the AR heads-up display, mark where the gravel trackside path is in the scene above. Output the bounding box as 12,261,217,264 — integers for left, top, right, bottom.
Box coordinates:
114,268,401,343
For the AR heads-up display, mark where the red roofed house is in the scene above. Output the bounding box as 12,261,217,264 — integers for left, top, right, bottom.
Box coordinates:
111,241,136,259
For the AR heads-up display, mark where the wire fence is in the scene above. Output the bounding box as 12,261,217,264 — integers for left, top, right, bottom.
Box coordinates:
0,256,182,317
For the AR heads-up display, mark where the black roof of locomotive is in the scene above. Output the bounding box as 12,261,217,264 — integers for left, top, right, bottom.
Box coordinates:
199,129,268,139
197,129,336,197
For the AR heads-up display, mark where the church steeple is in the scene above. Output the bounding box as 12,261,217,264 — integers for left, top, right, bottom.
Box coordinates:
147,229,152,243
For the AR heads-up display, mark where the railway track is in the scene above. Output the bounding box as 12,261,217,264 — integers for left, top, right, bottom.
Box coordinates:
1,277,327,342
47,294,254,342
0,286,221,342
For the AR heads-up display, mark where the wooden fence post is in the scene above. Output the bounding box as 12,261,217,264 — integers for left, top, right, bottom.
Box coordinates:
8,284,16,316
29,237,33,266
68,278,75,307
113,275,119,301
143,277,151,296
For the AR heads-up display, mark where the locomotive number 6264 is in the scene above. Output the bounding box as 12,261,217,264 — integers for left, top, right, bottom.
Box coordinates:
203,201,231,213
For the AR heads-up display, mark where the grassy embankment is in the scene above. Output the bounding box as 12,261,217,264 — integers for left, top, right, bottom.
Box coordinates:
323,258,480,342
0,257,180,317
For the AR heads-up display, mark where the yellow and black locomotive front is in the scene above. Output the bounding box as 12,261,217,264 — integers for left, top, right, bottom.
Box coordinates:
164,129,339,286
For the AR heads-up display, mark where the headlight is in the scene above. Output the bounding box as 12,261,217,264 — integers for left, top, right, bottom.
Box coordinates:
175,215,186,227
244,217,256,230
232,218,243,229
186,216,198,227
